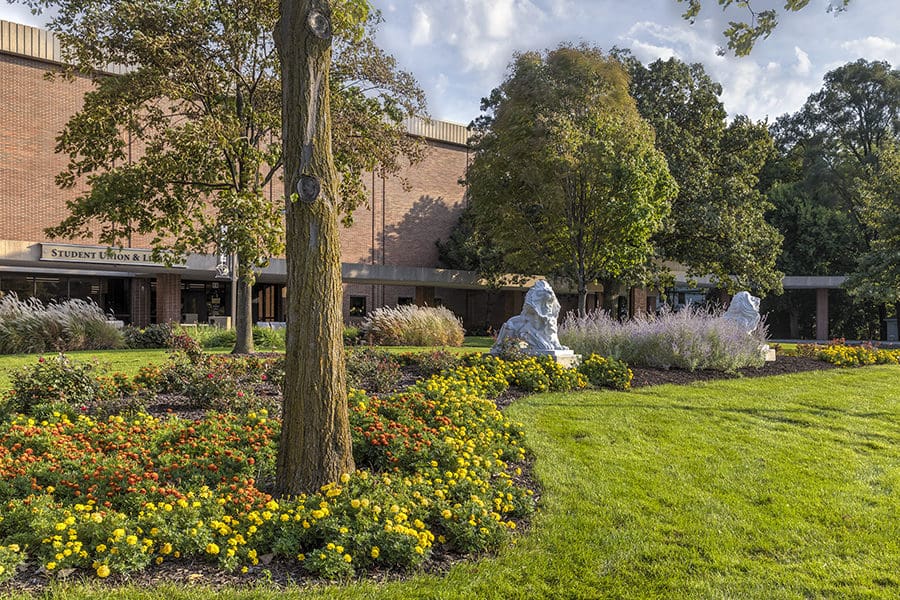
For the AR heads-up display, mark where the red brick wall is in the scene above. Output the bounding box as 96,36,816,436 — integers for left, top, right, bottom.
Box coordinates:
155,273,181,324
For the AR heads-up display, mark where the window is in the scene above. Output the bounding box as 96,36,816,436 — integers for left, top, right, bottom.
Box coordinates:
349,296,367,317
397,297,413,306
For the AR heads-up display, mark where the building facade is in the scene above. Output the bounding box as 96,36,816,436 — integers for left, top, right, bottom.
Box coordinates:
2,19,578,331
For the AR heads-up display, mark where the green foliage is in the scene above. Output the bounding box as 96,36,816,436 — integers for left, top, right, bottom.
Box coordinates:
122,323,173,349
676,0,852,56
467,45,676,313
362,305,465,347
578,354,633,390
845,144,900,303
346,348,402,393
619,54,783,295
4,354,129,417
0,294,124,355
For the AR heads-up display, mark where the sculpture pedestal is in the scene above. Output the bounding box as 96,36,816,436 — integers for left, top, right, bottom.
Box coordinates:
762,347,776,362
492,348,581,368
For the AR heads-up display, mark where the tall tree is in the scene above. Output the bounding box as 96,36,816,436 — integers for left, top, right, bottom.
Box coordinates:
676,0,852,56
19,0,425,353
274,0,361,495
466,45,677,315
845,143,900,306
620,54,784,295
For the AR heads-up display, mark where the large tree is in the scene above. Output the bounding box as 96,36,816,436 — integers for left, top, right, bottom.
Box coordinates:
676,0,852,56
466,45,677,315
19,0,424,353
274,0,359,495
619,54,784,295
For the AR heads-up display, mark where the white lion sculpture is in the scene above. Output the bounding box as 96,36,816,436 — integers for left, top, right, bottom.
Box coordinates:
492,280,569,352
723,291,762,334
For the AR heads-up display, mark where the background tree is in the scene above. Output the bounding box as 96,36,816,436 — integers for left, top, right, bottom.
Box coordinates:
764,59,899,338
274,0,362,495
845,143,900,309
676,0,852,56
466,45,677,315
19,0,425,353
620,54,783,296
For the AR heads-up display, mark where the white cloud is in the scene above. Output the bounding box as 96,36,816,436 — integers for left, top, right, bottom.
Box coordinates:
793,46,811,75
840,36,900,64
410,5,432,46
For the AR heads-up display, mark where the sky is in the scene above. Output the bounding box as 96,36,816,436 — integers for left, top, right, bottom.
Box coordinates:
3,0,899,126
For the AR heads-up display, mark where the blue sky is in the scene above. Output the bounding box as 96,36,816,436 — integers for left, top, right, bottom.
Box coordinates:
3,0,898,125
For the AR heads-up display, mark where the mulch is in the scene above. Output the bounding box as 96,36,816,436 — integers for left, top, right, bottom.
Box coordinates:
629,355,838,388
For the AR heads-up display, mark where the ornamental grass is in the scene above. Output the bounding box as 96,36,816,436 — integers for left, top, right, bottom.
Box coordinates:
362,305,465,347
0,294,123,355
559,305,767,372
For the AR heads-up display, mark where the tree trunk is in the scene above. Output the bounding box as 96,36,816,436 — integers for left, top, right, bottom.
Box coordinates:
577,284,588,317
232,267,255,355
274,0,355,496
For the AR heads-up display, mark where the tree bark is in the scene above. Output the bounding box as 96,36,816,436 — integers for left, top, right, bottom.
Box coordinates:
274,0,355,496
232,265,255,354
577,284,588,317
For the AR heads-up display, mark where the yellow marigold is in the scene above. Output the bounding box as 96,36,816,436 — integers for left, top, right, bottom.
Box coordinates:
370,546,380,559
96,564,110,578
206,543,220,555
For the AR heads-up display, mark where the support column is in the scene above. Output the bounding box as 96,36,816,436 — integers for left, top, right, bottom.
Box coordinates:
156,273,182,324
130,278,152,328
815,288,829,341
630,287,648,317
414,286,435,307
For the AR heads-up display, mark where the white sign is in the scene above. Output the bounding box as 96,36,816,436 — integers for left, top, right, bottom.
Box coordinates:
40,244,186,268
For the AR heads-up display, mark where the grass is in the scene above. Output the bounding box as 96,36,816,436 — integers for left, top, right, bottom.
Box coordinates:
4,365,898,599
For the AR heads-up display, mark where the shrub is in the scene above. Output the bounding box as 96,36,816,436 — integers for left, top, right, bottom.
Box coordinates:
346,348,403,393
0,294,123,354
362,305,464,346
396,349,463,376
4,354,122,417
123,323,173,349
343,326,362,345
253,326,285,350
578,354,633,390
560,306,767,372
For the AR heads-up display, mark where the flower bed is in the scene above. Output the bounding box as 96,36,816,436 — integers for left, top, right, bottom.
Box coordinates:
0,353,595,582
797,340,900,367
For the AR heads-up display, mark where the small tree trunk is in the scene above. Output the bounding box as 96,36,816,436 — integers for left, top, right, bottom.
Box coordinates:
577,284,588,317
274,0,354,496
232,268,255,354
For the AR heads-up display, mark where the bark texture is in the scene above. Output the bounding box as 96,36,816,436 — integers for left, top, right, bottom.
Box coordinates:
274,0,355,496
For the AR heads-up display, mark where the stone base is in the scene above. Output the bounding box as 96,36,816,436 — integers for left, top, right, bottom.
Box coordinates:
763,348,776,362
491,348,581,368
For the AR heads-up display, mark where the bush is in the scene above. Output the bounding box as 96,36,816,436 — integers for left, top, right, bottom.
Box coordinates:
396,350,463,377
362,305,465,347
123,323,173,349
578,354,633,390
0,294,123,354
343,326,362,345
346,348,403,393
3,354,129,417
253,326,285,350
560,306,767,372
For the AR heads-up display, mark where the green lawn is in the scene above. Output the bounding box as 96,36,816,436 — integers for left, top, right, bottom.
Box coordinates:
7,365,898,599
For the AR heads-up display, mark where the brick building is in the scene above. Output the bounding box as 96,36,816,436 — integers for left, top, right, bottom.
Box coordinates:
2,19,593,331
